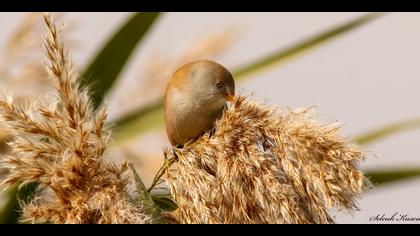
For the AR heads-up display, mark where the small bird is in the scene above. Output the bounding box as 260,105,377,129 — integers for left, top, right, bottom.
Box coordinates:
164,60,235,146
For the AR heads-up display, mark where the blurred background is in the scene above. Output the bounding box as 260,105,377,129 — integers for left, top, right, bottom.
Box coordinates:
0,12,419,224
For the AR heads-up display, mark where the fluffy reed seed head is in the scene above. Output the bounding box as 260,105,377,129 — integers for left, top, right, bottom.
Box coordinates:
165,96,370,224
0,14,150,224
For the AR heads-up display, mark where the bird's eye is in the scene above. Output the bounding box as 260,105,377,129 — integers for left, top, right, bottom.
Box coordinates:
216,82,223,88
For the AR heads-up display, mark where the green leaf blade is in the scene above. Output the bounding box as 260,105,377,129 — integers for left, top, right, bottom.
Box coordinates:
354,118,420,145
366,168,420,186
128,163,165,224
0,187,19,224
81,12,161,109
152,194,177,212
0,183,39,224
233,13,384,80
112,101,164,144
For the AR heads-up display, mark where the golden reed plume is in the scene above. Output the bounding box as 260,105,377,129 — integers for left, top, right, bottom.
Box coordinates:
165,96,370,224
0,14,150,224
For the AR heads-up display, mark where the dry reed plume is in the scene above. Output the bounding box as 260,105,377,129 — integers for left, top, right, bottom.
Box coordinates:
0,14,150,224
165,96,370,224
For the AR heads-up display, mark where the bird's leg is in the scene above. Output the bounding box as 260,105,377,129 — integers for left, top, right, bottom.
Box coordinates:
208,126,217,139
172,145,181,160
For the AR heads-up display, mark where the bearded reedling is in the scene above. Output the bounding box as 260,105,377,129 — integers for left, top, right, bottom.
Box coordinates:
164,60,235,147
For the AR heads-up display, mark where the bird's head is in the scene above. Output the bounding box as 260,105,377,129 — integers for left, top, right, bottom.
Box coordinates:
173,60,235,108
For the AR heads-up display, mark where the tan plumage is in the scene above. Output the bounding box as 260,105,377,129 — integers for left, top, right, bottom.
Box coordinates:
164,60,235,146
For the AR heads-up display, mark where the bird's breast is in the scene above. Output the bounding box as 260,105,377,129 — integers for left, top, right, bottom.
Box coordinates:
165,88,224,145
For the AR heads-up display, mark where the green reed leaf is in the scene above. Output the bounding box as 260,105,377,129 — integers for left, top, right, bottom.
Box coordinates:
129,163,166,224
0,183,38,224
366,168,420,186
152,194,178,212
354,118,420,145
81,12,160,110
233,13,384,80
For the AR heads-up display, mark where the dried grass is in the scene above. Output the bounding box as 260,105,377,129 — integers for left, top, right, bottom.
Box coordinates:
0,125,10,153
165,96,370,224
0,14,150,224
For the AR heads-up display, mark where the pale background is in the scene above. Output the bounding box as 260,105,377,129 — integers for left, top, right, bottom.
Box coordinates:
0,12,419,224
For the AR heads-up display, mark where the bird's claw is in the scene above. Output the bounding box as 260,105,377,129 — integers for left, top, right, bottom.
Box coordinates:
208,126,217,139
172,146,180,160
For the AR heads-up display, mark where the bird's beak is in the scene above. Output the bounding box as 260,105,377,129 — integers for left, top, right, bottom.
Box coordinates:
224,93,235,102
